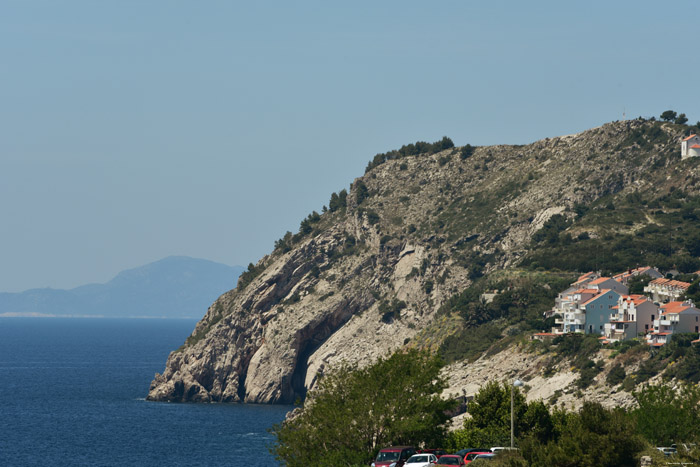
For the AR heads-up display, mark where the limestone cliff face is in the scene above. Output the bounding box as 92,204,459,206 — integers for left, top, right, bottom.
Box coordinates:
148,120,689,403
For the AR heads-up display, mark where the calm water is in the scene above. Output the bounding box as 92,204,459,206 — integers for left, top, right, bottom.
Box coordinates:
0,318,292,466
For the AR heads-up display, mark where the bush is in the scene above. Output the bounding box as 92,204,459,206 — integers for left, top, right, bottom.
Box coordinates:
459,144,475,160
606,363,626,386
355,181,369,204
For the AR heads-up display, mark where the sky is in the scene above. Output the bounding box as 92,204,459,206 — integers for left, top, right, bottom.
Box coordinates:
1,0,699,292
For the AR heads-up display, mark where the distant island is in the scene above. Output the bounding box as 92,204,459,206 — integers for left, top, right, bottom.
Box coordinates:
0,256,243,318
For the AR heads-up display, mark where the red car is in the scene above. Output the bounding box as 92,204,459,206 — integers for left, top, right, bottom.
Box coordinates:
435,454,466,466
372,446,417,467
464,451,492,464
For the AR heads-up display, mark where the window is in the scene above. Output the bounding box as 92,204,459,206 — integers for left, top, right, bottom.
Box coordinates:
645,324,649,330
652,315,655,321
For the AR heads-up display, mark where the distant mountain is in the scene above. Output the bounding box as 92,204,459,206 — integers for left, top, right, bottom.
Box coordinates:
0,256,244,318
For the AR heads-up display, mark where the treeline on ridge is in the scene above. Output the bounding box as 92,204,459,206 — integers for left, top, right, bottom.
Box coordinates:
365,136,455,173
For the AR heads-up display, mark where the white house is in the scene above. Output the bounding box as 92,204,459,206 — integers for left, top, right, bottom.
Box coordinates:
604,294,659,342
644,278,691,303
681,134,700,159
648,300,700,346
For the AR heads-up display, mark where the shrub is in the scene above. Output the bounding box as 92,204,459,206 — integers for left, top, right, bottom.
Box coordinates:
606,363,626,386
460,144,475,160
355,181,369,204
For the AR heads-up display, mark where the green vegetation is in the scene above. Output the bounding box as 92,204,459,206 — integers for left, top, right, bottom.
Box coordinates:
438,272,571,363
450,383,647,467
355,180,370,204
447,381,553,449
365,136,454,173
237,262,265,291
328,189,348,212
379,298,407,323
271,350,455,467
633,382,700,446
459,144,475,160
660,110,678,121
522,192,700,274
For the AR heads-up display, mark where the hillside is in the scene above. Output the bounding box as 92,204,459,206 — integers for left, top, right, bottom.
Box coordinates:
0,256,243,318
148,118,700,405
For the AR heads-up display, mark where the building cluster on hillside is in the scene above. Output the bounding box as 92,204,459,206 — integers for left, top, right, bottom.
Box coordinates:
538,267,700,347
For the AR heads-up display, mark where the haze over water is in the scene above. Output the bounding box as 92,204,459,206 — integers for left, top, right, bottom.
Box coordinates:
0,318,291,466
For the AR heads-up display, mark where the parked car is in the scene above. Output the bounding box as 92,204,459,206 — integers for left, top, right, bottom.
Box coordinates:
372,446,417,467
471,453,495,462
419,448,447,458
489,447,518,453
656,446,677,456
405,453,438,466
455,448,492,457
435,454,466,466
464,451,492,464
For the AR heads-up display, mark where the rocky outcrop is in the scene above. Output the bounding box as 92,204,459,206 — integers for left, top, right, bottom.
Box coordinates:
148,119,692,404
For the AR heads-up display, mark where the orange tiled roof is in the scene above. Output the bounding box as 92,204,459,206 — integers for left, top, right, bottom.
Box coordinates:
589,277,612,285
649,278,690,289
614,267,655,281
574,272,596,283
691,144,700,149
683,134,698,141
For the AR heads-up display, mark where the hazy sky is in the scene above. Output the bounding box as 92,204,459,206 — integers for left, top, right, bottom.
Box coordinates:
2,1,699,292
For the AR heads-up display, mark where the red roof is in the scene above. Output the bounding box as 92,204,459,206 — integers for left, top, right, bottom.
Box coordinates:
683,134,698,141
649,278,690,290
691,144,700,149
589,277,612,285
661,301,694,315
575,272,596,283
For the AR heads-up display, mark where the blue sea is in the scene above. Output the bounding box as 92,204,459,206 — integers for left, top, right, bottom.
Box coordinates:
0,318,292,466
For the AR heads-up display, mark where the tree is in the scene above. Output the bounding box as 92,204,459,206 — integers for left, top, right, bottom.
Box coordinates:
633,383,700,445
519,402,645,467
676,113,689,125
660,110,678,122
628,274,653,294
450,381,534,448
271,350,455,466
355,181,369,205
329,189,348,212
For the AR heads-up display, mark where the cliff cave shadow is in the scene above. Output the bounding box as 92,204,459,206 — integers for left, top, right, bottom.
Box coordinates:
288,314,353,404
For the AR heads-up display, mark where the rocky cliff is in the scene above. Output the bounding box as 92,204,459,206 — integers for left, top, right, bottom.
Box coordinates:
148,119,699,404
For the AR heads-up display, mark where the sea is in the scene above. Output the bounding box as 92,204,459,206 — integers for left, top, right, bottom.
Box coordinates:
0,318,292,466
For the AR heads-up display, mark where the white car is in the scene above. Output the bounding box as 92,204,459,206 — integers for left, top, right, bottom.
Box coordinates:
405,453,438,467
